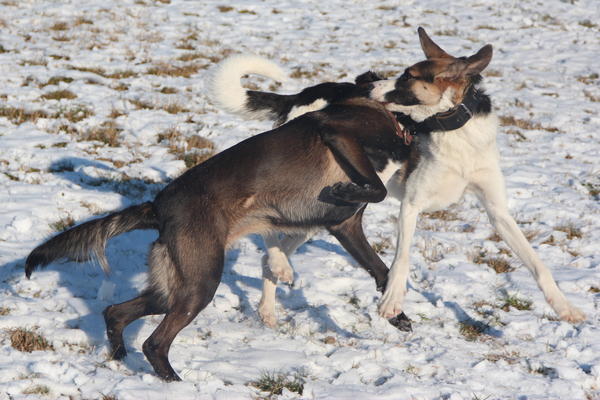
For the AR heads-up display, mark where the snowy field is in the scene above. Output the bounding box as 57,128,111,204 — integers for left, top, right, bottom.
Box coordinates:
0,0,599,399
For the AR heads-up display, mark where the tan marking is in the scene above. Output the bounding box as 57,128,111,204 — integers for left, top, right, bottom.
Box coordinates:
242,195,256,208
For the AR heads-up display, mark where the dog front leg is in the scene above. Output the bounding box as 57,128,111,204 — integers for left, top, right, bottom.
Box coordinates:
472,172,585,323
321,129,387,203
327,206,412,331
379,201,419,321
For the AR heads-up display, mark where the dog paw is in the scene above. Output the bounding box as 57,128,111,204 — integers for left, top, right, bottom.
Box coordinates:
272,264,293,284
558,305,586,324
258,308,277,328
378,287,406,319
262,254,294,284
330,182,373,202
388,312,413,332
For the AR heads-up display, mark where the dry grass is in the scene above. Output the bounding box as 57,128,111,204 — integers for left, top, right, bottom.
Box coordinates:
9,328,54,352
472,251,515,273
0,106,49,124
500,294,533,312
50,21,69,31
146,62,207,78
159,86,178,94
57,104,94,123
499,115,560,133
177,52,204,62
554,223,583,239
0,307,10,315
485,351,521,364
22,385,50,395
187,135,215,151
583,90,600,102
86,121,121,146
162,102,190,114
249,371,304,397
52,34,71,42
372,236,392,255
42,89,77,100
41,76,74,87
50,216,75,232
422,209,459,221
158,129,215,168
458,320,490,341
130,99,189,114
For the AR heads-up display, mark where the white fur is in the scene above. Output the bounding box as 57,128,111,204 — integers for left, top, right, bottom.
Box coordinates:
286,99,329,123
262,85,585,325
379,110,585,323
371,80,456,121
211,56,584,325
208,54,288,119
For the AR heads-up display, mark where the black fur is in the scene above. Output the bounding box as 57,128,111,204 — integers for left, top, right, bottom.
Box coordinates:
247,72,383,126
26,202,157,278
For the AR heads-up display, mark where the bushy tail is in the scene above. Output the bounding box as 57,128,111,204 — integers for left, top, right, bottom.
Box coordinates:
25,202,158,278
207,54,293,122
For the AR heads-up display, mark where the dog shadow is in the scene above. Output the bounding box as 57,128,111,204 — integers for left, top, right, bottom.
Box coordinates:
418,288,503,338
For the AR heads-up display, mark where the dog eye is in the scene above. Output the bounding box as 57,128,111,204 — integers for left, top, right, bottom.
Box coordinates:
399,71,416,81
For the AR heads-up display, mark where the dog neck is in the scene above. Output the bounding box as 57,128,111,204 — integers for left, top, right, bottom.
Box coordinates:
393,85,490,137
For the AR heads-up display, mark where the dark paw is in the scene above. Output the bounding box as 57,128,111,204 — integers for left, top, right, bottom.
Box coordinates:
159,371,182,382
355,71,384,85
388,312,412,332
330,182,369,202
110,344,127,361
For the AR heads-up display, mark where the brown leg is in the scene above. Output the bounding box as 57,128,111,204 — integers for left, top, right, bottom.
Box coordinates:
103,290,166,360
142,232,225,381
327,206,412,331
321,128,387,203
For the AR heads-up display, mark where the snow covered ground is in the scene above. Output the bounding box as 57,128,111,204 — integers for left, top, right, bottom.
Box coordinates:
0,0,599,398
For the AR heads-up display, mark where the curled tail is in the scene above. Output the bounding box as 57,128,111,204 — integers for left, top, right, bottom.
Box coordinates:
25,202,158,278
207,54,295,123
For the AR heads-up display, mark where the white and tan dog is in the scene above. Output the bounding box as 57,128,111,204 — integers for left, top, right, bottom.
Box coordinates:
210,28,586,327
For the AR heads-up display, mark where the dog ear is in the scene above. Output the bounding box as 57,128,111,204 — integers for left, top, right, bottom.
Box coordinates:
355,71,384,85
463,44,493,76
418,27,451,59
437,45,493,80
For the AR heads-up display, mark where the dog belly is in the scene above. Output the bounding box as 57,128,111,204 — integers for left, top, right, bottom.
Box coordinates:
268,199,362,229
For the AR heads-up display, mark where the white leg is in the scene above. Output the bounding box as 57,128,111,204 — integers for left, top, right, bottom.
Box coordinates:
378,202,420,319
258,254,278,328
472,170,585,323
258,232,313,327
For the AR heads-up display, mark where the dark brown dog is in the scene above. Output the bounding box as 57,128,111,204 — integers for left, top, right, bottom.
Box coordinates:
25,97,411,381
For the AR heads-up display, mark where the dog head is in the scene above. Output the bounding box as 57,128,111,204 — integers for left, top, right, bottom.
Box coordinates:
370,27,493,121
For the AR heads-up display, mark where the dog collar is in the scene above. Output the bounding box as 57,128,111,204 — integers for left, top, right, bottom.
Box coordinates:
393,85,481,138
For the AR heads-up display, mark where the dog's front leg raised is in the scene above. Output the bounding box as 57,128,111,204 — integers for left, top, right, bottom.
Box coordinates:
321,129,387,204
258,232,313,327
379,201,419,320
472,170,585,323
327,206,412,331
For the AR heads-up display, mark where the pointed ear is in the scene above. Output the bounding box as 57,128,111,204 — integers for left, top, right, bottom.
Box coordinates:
464,44,493,76
418,27,451,59
437,45,493,80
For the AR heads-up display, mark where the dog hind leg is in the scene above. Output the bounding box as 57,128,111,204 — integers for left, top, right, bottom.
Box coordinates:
142,229,225,381
258,232,312,327
472,169,585,323
103,290,166,360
